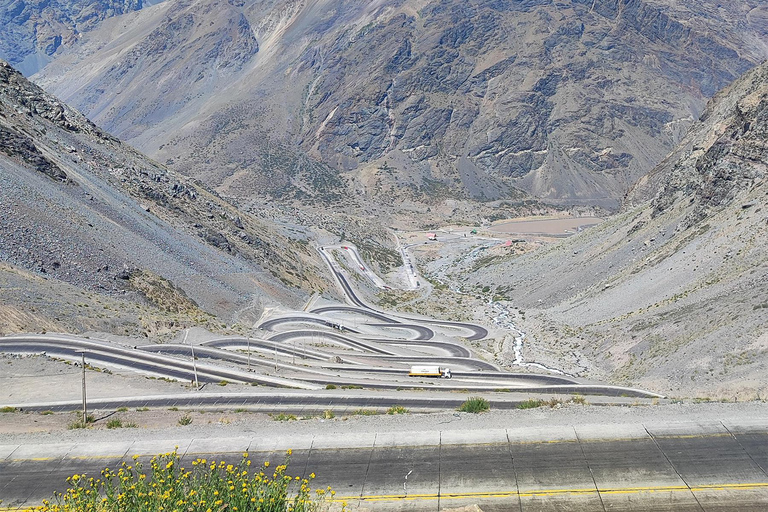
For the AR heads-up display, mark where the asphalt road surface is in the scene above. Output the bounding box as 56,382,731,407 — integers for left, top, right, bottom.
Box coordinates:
2,422,766,511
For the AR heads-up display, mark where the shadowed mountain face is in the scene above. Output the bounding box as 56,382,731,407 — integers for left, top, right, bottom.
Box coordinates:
466,62,768,396
0,0,160,75
32,0,767,210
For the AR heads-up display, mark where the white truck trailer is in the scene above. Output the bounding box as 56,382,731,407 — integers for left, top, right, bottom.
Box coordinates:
409,365,452,378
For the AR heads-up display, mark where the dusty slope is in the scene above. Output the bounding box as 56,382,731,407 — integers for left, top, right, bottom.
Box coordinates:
0,60,326,334
458,62,768,398
33,0,768,210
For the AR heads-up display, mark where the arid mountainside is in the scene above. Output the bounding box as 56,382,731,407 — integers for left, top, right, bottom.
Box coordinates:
0,0,159,75
458,62,768,397
0,60,326,337
33,0,768,211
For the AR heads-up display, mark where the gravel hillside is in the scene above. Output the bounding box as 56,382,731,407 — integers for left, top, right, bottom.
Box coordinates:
457,62,768,398
0,60,326,336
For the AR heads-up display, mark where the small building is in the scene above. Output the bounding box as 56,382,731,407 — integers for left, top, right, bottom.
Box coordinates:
426,232,438,241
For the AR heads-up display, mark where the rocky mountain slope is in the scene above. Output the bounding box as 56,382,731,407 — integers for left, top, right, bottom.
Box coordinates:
0,59,327,337
0,0,161,76
32,0,768,211
458,62,768,397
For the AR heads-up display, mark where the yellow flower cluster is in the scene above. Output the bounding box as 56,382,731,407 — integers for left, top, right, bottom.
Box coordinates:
27,449,346,512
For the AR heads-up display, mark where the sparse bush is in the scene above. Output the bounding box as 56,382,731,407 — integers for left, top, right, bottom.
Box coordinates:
571,395,588,405
218,380,228,386
351,409,377,416
325,384,337,389
458,397,490,413
177,414,192,426
117,407,129,412
0,406,17,413
387,405,408,415
40,410,54,415
323,410,335,419
272,413,297,421
517,399,543,409
546,398,562,408
106,419,123,429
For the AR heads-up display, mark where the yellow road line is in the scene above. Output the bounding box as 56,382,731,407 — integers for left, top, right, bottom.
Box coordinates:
5,483,768,509
331,482,768,503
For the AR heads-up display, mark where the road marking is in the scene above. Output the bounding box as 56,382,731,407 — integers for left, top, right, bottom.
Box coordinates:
331,482,768,503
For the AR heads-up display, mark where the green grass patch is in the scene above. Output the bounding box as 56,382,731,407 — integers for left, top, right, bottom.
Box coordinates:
517,399,544,409
0,406,17,413
351,409,377,416
106,419,123,429
387,405,408,415
177,414,192,426
272,413,298,421
458,397,490,413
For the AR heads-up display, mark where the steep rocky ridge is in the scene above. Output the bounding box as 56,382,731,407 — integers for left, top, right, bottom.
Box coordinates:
0,60,327,335
32,0,768,211
459,62,768,397
0,0,160,75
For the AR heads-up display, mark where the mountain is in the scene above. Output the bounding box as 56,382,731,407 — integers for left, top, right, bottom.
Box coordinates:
0,0,162,76
32,0,768,211
460,61,768,397
0,59,326,337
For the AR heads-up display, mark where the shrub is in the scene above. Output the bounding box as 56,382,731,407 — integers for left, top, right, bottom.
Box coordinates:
106,419,123,429
40,410,54,415
33,450,334,512
273,413,297,421
178,414,192,426
517,399,544,409
458,397,490,413
117,407,129,412
323,410,335,419
387,405,408,415
68,420,88,430
325,384,337,389
218,380,229,386
0,406,17,413
571,395,587,405
351,409,377,416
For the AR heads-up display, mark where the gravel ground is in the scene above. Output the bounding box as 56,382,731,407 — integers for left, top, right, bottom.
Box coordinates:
2,400,766,446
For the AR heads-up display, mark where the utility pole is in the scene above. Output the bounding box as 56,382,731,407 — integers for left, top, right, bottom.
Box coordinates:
247,333,251,372
78,351,87,425
185,329,199,391
274,342,277,372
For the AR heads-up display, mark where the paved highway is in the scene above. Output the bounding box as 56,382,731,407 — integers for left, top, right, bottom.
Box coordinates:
2,422,766,510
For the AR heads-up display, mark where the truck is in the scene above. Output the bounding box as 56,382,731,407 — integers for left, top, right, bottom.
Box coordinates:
408,365,452,379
